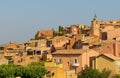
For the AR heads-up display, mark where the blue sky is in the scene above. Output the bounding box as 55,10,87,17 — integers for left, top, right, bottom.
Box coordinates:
0,0,120,44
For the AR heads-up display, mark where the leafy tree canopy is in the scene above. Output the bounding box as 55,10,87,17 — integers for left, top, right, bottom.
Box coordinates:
112,74,120,78
34,31,40,40
78,66,111,78
58,25,64,32
0,62,47,78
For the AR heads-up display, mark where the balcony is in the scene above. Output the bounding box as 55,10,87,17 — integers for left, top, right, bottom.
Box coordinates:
72,62,79,67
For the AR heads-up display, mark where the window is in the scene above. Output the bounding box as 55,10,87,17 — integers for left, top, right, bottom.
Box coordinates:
54,59,62,64
101,32,107,40
0,47,4,50
57,59,61,64
7,48,13,50
74,59,78,63
36,50,41,55
68,62,69,66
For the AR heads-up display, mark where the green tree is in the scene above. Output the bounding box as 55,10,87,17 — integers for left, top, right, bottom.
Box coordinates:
78,66,101,78
14,65,25,77
0,64,16,78
112,74,120,78
58,25,67,36
25,62,47,78
25,65,46,78
34,31,40,40
0,62,47,78
78,66,111,78
100,68,111,78
61,31,66,36
51,28,57,37
58,25,64,32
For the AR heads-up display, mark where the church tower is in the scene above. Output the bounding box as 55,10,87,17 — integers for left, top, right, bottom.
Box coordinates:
91,14,101,37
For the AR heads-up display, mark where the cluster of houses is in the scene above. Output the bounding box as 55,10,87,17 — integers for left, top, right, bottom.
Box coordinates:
1,16,120,78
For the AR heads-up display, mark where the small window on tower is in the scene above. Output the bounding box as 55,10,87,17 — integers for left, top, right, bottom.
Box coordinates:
74,59,78,63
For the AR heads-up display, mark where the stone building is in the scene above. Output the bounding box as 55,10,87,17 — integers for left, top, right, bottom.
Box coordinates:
92,53,120,77
99,40,120,57
52,49,98,74
38,30,53,39
91,15,120,40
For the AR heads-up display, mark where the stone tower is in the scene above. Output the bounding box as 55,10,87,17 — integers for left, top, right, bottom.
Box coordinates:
91,14,101,37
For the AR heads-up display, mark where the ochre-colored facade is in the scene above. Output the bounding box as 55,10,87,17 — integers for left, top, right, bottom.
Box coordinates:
44,62,77,78
52,49,98,74
92,54,120,77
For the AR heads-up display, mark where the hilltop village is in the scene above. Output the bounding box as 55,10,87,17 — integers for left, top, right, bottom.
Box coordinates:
1,16,120,78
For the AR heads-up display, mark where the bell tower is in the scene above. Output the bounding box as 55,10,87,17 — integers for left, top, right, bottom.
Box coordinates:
91,14,101,37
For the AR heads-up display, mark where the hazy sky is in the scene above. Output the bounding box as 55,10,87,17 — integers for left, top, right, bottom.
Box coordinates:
0,0,120,44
